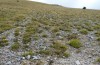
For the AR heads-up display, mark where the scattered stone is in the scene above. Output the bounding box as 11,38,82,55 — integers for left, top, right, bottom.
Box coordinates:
48,59,54,65
88,55,92,58
22,57,25,60
6,61,12,65
32,56,40,60
27,55,31,60
58,36,63,40
75,60,81,65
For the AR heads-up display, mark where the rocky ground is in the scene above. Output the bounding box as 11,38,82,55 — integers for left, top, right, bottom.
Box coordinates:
0,12,100,65
0,0,100,65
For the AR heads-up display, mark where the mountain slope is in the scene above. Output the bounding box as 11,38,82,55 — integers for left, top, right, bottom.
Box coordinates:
0,0,100,65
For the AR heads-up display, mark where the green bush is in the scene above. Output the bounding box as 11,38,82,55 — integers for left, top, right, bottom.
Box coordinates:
67,33,78,40
23,33,31,44
14,28,20,36
97,37,100,41
96,58,100,63
69,39,82,48
95,31,100,37
22,50,34,57
52,41,67,52
51,27,59,33
63,52,70,58
0,36,8,47
51,41,68,56
42,34,48,38
80,29,88,35
39,50,51,55
11,42,20,51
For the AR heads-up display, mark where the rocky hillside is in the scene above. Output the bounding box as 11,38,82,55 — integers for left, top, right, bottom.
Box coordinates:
0,0,100,65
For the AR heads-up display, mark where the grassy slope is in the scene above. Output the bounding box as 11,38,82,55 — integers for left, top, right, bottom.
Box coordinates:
0,0,100,58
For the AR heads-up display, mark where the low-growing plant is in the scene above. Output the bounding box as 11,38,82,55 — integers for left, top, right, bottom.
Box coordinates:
52,41,67,52
96,58,100,63
67,33,78,40
63,52,70,58
97,37,100,41
51,27,59,33
11,42,20,51
23,33,31,44
51,41,68,56
80,29,88,35
38,50,51,55
95,31,100,37
14,28,20,36
69,39,82,48
42,34,48,38
22,50,34,57
0,36,8,47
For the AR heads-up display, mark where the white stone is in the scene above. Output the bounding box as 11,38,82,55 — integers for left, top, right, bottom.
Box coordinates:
27,55,31,59
22,57,25,60
6,61,11,65
75,60,81,65
32,56,40,60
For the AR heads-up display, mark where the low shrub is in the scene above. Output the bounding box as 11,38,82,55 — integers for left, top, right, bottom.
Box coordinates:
0,36,8,47
96,58,100,63
69,39,82,48
38,50,51,55
11,42,20,51
63,52,70,58
22,50,34,57
80,29,88,35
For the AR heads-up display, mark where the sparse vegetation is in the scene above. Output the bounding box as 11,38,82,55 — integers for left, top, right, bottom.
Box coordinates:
96,57,100,63
11,42,20,51
97,37,100,41
67,33,78,40
0,0,100,64
63,52,70,58
69,39,82,48
39,50,51,55
52,41,67,52
51,41,68,56
0,36,8,47
22,50,34,57
14,28,20,36
95,31,100,37
80,29,88,35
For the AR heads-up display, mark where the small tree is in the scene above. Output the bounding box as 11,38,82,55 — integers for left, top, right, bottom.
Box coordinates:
83,7,86,9
17,0,19,2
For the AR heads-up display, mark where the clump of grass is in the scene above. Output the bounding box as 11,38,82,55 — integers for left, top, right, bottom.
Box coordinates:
80,29,88,35
96,58,100,63
23,33,31,44
22,50,34,57
14,28,20,36
11,42,20,51
63,52,70,58
38,50,51,55
97,37,100,41
22,44,29,50
51,41,68,56
52,41,67,52
51,27,59,33
13,14,25,22
95,31,100,37
0,36,8,47
69,39,82,48
42,34,48,38
36,60,44,65
0,23,13,34
93,25,100,30
67,33,78,40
